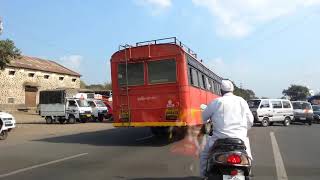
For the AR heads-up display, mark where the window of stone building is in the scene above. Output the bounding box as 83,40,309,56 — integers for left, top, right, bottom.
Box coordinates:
72,78,77,82
44,75,50,79
9,70,15,75
28,73,35,77
59,77,64,81
8,98,15,104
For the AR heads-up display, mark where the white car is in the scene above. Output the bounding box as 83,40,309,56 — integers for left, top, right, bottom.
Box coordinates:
248,99,294,127
0,111,16,140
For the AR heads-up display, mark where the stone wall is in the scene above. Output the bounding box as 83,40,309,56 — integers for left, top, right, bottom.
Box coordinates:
0,67,80,110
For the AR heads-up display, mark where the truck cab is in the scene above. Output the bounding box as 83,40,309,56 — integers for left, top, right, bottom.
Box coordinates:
66,98,92,123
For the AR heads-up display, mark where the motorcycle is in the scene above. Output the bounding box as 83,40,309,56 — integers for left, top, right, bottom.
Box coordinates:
200,104,252,180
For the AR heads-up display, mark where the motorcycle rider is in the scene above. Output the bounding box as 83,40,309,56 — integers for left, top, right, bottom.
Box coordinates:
200,79,254,178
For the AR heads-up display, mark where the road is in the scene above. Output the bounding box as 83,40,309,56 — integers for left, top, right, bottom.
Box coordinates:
0,122,320,180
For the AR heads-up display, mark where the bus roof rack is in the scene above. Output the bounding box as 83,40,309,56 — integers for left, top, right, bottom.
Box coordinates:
119,37,198,59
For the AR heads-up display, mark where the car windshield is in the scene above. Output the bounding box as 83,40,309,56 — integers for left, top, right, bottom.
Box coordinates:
76,100,90,107
313,106,320,111
247,100,261,108
292,102,302,109
95,100,106,107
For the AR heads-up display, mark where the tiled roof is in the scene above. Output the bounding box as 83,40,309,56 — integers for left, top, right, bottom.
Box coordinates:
8,56,81,77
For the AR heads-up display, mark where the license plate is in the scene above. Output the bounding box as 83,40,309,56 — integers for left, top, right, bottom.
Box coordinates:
223,175,245,180
86,114,91,117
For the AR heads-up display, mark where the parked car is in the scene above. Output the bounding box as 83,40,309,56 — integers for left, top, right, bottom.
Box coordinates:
312,105,320,123
0,111,16,140
291,101,313,125
248,99,294,127
87,99,108,122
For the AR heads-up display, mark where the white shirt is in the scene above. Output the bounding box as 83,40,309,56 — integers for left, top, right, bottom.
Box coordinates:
202,93,254,140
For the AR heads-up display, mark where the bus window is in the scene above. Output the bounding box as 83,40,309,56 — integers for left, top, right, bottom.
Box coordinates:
148,59,176,84
198,72,205,89
190,68,199,87
118,63,144,86
210,79,215,93
188,67,193,85
205,76,212,91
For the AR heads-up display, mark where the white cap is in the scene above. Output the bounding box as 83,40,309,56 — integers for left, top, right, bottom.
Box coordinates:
221,80,234,92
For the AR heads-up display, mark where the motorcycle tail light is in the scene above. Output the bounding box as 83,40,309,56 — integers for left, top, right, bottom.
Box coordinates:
227,154,241,164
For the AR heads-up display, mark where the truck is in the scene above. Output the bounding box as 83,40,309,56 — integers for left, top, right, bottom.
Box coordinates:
39,89,92,124
0,111,16,140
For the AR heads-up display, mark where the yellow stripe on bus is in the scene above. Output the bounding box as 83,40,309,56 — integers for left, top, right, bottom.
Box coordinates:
113,122,187,127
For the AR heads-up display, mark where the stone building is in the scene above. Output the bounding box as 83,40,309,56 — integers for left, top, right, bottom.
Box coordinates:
0,56,81,110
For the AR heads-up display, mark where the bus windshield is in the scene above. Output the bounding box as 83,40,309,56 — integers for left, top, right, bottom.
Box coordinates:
148,59,176,84
118,63,144,86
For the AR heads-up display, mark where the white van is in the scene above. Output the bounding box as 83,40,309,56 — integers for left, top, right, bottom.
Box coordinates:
0,111,16,140
247,99,294,127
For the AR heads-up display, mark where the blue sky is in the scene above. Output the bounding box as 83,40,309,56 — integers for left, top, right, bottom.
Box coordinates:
1,0,320,98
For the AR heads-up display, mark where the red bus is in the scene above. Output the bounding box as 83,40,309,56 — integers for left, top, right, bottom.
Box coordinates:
110,37,223,135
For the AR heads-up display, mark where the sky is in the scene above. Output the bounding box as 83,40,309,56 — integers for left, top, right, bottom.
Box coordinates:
1,0,320,98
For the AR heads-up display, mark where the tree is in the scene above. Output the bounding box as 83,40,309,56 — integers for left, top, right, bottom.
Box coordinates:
80,80,87,89
233,83,257,101
282,84,310,101
0,39,21,70
104,82,112,90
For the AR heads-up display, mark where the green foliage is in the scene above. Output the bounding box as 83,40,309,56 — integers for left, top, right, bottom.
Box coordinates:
80,80,87,89
233,83,256,101
0,39,21,70
80,80,112,90
282,84,311,101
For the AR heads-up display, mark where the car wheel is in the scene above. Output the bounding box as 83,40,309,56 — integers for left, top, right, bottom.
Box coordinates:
0,130,8,140
261,118,269,127
67,116,76,124
45,116,53,124
283,117,291,126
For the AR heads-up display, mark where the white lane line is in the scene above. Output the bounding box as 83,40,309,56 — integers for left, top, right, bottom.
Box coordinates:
0,153,88,179
270,132,288,180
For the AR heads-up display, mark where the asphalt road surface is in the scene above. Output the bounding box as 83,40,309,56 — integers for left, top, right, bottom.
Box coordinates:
1,122,320,180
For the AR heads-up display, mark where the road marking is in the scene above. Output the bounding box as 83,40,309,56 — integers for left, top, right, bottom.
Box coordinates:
0,153,88,178
270,132,288,180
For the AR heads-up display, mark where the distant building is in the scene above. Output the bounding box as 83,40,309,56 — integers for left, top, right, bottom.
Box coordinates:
0,56,81,111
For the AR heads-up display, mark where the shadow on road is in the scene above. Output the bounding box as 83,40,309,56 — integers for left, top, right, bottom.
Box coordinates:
127,177,201,180
34,127,182,147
